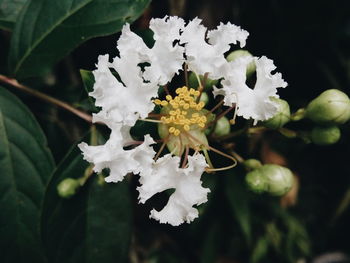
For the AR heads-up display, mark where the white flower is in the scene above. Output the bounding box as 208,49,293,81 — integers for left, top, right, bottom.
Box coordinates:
214,56,288,122
79,15,288,226
137,153,210,226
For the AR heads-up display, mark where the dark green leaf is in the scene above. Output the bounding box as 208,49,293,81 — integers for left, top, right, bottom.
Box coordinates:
250,237,269,263
225,173,252,245
41,131,133,263
0,0,27,30
200,224,221,263
265,223,282,252
80,69,94,94
0,86,55,263
79,69,98,112
9,0,151,78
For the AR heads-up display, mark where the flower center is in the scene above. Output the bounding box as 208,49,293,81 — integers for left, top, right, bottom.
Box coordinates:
154,86,207,136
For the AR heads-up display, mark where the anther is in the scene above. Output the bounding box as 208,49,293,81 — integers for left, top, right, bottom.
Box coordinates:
154,99,162,105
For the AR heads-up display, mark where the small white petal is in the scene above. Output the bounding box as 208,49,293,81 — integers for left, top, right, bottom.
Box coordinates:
89,51,157,127
78,124,156,183
207,22,249,49
149,16,185,43
180,18,249,80
143,16,185,85
138,154,180,203
217,56,287,121
138,153,210,226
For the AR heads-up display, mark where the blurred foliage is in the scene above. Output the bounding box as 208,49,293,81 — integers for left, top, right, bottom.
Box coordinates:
0,0,350,263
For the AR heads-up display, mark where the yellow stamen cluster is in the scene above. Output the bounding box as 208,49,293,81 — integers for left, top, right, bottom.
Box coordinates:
154,86,207,136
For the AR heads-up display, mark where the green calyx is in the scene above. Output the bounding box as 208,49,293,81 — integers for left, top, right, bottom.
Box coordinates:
226,49,256,77
311,125,341,145
306,89,350,125
246,164,294,196
263,98,291,129
57,178,81,199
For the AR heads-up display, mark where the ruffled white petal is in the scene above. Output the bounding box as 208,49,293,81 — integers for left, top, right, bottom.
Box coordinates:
78,125,156,183
89,53,157,127
143,16,185,85
207,22,249,49
180,18,249,79
137,153,210,226
215,56,287,121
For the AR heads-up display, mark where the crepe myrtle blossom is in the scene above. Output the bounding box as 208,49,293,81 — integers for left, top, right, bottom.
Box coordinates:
78,16,287,226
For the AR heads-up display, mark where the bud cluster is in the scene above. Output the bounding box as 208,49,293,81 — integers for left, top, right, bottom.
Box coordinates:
306,89,350,145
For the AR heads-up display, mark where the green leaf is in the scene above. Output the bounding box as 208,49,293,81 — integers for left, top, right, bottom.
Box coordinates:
0,86,55,263
200,223,221,263
78,69,98,112
41,131,133,263
250,237,269,263
9,0,151,78
80,69,94,94
225,173,252,245
0,0,27,30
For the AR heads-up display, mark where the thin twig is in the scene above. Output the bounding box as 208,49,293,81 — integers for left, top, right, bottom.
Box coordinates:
0,74,92,123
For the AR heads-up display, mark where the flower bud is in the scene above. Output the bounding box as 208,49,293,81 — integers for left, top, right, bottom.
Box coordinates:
246,164,294,196
246,169,268,194
264,165,294,196
188,72,219,91
311,125,341,145
226,49,256,77
243,159,263,171
263,98,290,129
306,89,350,125
213,117,231,137
57,178,81,198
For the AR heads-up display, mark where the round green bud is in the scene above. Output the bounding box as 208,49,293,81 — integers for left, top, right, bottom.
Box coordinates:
311,125,341,145
263,165,294,196
246,169,268,193
199,92,209,105
246,164,294,196
243,159,263,171
226,49,256,77
57,178,81,198
213,117,231,137
188,72,219,91
306,89,350,125
263,98,291,129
